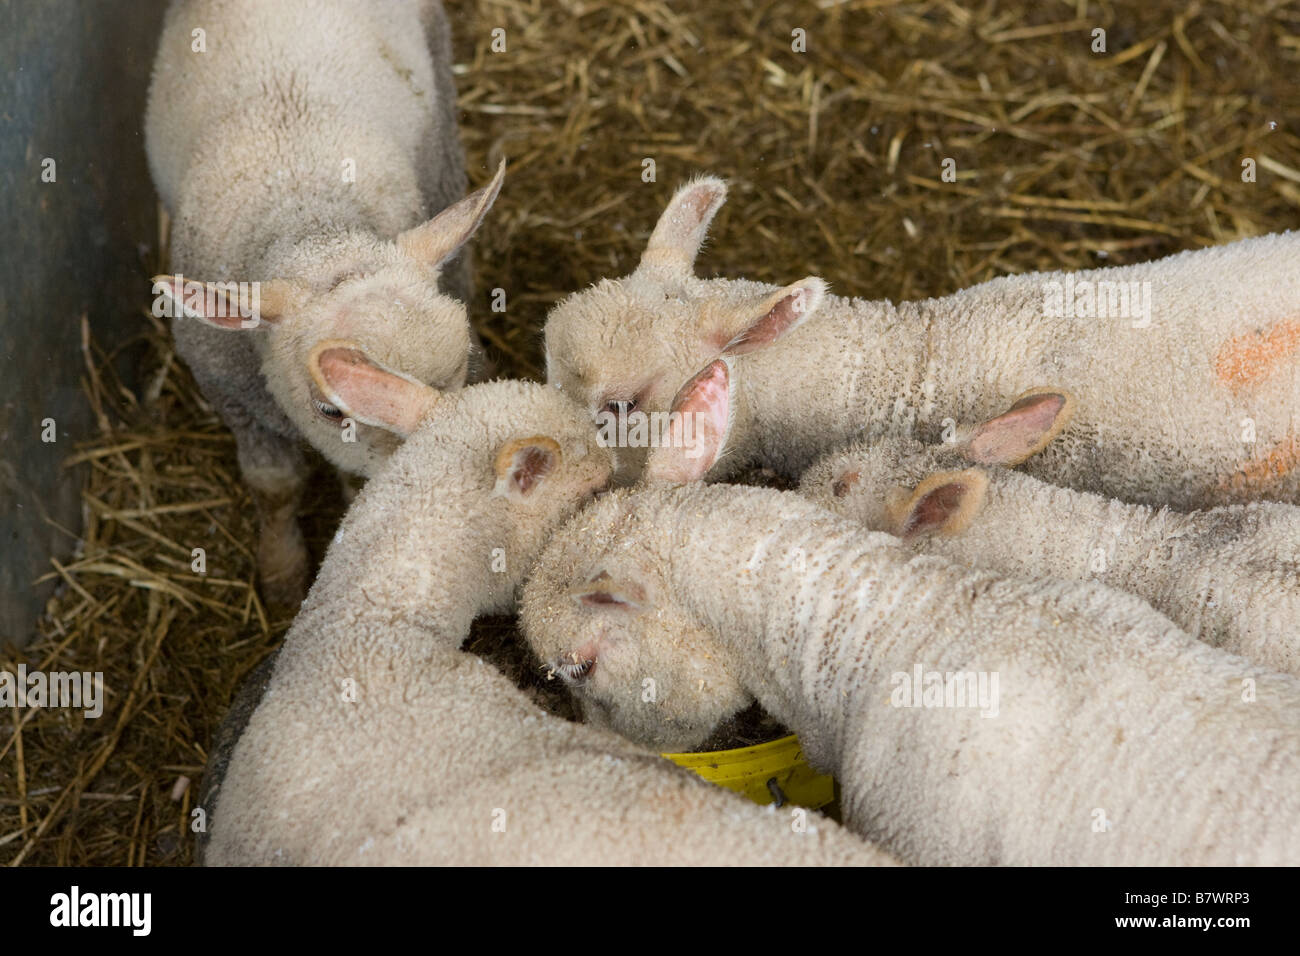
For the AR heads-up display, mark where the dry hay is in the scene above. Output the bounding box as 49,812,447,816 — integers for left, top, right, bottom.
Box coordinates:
3,0,1298,866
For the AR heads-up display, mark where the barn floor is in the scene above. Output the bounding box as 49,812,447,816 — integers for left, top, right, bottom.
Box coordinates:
3,0,1298,865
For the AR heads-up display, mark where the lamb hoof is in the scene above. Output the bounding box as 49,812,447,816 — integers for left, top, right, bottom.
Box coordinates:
258,539,309,618
260,569,308,619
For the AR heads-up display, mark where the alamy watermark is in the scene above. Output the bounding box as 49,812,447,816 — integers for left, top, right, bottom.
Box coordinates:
1042,276,1152,328
50,886,150,936
1,664,103,718
595,408,708,457
890,663,999,718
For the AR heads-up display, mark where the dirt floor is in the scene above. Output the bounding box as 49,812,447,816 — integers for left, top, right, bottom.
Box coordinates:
3,0,1298,865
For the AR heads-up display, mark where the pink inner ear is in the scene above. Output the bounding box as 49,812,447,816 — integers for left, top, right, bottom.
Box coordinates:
670,359,729,422
900,482,966,538
651,359,729,482
167,279,248,330
722,289,809,356
510,445,557,495
966,393,1067,465
317,347,421,433
682,183,723,223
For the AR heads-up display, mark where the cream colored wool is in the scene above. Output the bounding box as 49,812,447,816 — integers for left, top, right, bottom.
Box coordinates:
801,430,1300,677
521,371,1300,865
206,375,891,866
545,176,1300,508
146,0,500,609
521,481,1300,866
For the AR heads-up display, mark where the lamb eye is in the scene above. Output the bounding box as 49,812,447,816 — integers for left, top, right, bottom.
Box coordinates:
314,398,345,423
554,654,596,682
604,399,636,417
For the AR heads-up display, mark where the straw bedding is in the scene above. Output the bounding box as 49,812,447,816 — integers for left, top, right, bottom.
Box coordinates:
3,0,1298,865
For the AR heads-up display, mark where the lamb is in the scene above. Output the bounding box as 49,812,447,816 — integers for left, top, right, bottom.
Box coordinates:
544,176,1300,510
520,360,1300,865
799,390,1300,677
205,354,891,866
146,0,502,611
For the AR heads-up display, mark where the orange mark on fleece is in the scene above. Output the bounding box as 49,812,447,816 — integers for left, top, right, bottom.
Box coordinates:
1216,431,1300,500
1214,319,1300,393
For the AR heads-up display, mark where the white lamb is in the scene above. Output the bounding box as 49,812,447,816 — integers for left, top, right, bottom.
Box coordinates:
146,0,501,611
544,176,1300,514
205,352,892,866
521,360,1300,866
800,391,1300,676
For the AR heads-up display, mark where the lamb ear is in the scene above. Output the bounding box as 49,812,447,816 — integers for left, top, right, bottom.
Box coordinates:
308,340,440,436
638,176,728,276
644,359,731,484
152,275,304,329
714,277,826,356
569,571,645,610
831,469,862,498
961,388,1077,466
397,158,507,268
889,469,989,540
493,436,562,500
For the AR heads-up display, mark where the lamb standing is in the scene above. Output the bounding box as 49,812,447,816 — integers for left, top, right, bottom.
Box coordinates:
521,360,1300,866
206,355,891,865
544,176,1300,510
800,390,1300,676
146,0,502,610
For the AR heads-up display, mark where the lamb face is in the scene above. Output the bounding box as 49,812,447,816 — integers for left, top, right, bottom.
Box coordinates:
154,167,503,478
522,358,754,750
457,383,620,586
800,390,1074,539
543,177,825,484
313,351,617,550
521,488,746,752
801,438,931,534
544,277,702,484
258,234,474,477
